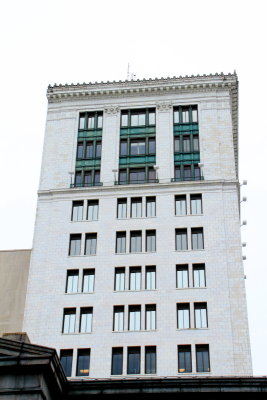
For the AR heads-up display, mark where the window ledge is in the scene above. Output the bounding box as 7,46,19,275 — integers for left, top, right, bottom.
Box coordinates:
65,291,95,295
115,252,156,255
116,216,157,220
175,214,203,217
112,330,158,333
70,220,99,223
176,328,209,331
62,332,93,335
68,254,97,258
113,289,158,293
176,287,207,290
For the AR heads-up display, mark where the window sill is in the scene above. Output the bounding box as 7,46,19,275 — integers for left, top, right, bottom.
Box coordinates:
176,328,209,331
113,289,158,293
178,371,211,375
65,291,95,295
70,220,99,223
175,214,203,217
62,332,93,335
176,287,207,290
68,254,97,258
115,252,156,255
117,216,157,220
113,330,158,333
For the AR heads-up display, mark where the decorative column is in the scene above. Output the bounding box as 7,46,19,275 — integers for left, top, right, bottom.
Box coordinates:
156,102,174,182
101,106,120,186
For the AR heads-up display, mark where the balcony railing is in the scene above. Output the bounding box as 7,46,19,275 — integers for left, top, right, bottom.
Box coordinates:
171,176,204,182
115,178,159,185
70,182,103,188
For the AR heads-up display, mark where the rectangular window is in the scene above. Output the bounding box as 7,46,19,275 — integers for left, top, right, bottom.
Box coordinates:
145,305,156,330
193,264,206,287
129,267,141,290
95,141,102,158
131,112,146,126
120,139,128,156
79,307,93,333
111,348,123,375
62,308,76,333
113,306,124,331
66,270,79,293
85,233,97,255
178,345,192,373
128,305,141,331
175,229,188,251
131,197,142,218
130,231,142,253
190,194,202,214
174,166,181,180
192,107,198,123
146,197,156,217
196,345,210,372
148,138,156,154
184,165,192,180
69,234,81,256
177,304,190,329
174,110,180,124
194,303,208,328
117,198,127,218
182,109,189,123
72,201,83,221
130,140,146,155
191,228,204,250
193,135,199,151
87,200,99,221
97,115,103,129
85,142,93,158
129,168,145,184
176,265,189,289
79,114,85,129
121,113,128,127
75,171,82,186
175,195,187,216
146,230,156,252
119,169,127,184
146,266,156,290
60,350,73,377
115,267,125,291
84,171,92,185
82,269,95,292
116,232,126,253
88,115,95,129
77,142,84,158
127,347,140,374
174,137,180,152
76,349,90,376
148,111,156,125
145,347,156,374
183,136,191,152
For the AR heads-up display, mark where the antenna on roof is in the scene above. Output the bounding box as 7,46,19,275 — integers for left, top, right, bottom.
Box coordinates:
127,63,136,81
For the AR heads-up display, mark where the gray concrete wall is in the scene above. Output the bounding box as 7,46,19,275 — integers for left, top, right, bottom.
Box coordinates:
0,250,31,334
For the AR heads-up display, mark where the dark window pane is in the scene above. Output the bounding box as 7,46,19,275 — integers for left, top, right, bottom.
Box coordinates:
76,349,90,376
145,347,156,374
191,228,204,250
69,234,81,256
184,166,192,180
84,171,92,185
96,142,102,158
130,231,142,252
193,135,199,151
130,140,145,155
111,348,123,375
194,165,201,179
85,142,93,158
60,350,73,377
175,167,181,180
120,140,128,156
174,138,180,153
196,345,210,372
178,346,192,373
129,168,145,183
75,172,82,186
117,198,127,218
77,142,84,158
116,232,126,253
148,138,156,154
85,233,97,255
148,168,156,182
183,136,190,152
119,170,127,184
127,347,140,374
94,170,100,184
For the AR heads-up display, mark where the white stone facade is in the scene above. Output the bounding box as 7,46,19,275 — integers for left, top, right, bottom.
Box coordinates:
23,74,252,378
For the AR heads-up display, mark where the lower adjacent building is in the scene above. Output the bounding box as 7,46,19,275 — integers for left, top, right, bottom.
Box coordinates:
22,73,252,379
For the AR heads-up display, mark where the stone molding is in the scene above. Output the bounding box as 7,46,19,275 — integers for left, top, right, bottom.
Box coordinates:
104,106,120,115
156,102,173,112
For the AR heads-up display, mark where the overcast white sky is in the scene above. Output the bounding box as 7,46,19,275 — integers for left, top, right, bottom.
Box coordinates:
0,0,266,375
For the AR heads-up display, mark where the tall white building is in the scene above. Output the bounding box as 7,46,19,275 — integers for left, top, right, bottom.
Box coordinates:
23,73,252,379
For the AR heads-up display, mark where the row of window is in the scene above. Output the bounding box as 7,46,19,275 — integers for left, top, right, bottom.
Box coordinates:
62,302,208,334
120,138,156,157
65,264,206,294
60,343,209,378
68,227,204,256
78,106,198,131
71,194,203,222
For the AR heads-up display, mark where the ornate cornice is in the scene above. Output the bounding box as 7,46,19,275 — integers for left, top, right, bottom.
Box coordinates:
46,72,239,178
156,102,173,112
